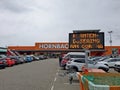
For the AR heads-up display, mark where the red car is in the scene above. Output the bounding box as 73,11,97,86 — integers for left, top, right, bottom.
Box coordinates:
0,54,15,67
61,58,69,69
5,58,15,67
60,52,86,69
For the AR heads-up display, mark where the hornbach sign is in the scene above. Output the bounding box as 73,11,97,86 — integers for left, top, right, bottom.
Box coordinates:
69,32,104,50
35,43,68,50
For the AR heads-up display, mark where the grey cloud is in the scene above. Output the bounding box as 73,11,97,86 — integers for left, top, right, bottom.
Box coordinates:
0,1,26,13
0,0,120,46
0,0,43,13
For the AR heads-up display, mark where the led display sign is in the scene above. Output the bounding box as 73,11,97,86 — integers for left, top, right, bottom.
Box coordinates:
69,32,104,50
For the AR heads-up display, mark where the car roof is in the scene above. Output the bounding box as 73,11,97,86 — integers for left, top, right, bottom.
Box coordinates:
66,52,86,55
115,61,120,65
71,58,85,60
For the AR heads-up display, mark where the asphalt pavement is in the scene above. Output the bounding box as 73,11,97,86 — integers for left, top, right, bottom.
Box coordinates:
0,58,80,90
1,58,118,90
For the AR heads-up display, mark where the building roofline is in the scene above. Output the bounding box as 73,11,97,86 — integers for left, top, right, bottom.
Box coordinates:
73,29,101,33
0,47,7,49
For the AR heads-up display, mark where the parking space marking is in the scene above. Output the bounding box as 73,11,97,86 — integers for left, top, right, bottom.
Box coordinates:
51,85,54,90
50,76,56,90
64,83,79,85
50,69,59,90
54,77,57,82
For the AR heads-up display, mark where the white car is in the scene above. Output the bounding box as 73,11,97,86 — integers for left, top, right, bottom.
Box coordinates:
114,62,120,72
97,58,120,68
61,52,86,68
63,52,86,59
66,58,109,72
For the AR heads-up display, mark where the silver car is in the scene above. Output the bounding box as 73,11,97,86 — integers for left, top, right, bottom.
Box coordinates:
114,62,120,72
66,58,109,72
97,58,120,68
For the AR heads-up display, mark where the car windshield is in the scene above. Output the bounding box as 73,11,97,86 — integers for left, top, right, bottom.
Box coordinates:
70,55,85,58
103,58,118,62
89,57,101,61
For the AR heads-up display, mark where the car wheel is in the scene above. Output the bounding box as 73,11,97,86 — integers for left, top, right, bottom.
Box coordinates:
70,67,78,72
104,64,108,66
117,70,120,73
63,66,66,70
98,67,109,72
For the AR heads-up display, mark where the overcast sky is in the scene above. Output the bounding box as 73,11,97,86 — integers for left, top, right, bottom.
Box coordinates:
0,0,120,47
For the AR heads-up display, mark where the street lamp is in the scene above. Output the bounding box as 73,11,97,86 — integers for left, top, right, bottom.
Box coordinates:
108,31,113,46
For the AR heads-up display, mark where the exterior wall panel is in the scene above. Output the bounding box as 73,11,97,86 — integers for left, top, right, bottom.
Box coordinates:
7,42,120,56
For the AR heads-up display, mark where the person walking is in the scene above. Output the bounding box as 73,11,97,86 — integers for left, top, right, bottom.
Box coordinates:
59,54,62,67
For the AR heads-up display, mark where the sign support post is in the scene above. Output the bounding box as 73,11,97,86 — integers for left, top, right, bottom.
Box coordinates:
85,49,90,69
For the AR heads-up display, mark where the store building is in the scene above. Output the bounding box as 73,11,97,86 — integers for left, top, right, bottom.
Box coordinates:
8,42,69,57
7,42,120,57
0,47,7,54
7,30,120,57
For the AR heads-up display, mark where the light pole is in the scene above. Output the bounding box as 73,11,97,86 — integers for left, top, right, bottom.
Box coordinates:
108,31,113,46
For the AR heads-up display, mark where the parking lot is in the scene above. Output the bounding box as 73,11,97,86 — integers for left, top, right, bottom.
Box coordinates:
0,58,80,90
0,58,119,90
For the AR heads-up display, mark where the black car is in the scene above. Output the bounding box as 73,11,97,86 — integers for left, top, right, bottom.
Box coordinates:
0,59,6,69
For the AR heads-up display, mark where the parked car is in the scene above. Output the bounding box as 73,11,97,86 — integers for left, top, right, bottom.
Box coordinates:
61,52,86,69
88,56,102,61
66,58,109,72
9,56,25,64
5,58,15,67
0,54,15,67
98,56,110,61
30,55,40,61
89,56,109,62
24,55,33,62
39,55,47,60
0,58,7,69
97,58,120,68
59,54,64,67
114,62,120,72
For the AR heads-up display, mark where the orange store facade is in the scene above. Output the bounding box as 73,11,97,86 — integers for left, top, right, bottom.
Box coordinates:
8,42,120,56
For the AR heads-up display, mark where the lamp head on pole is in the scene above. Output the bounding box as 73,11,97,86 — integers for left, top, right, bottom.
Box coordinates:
108,31,113,33
108,30,113,46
